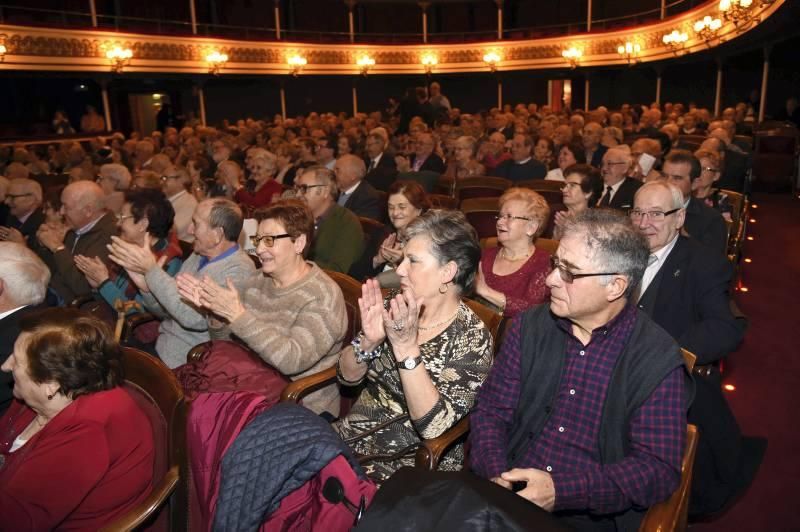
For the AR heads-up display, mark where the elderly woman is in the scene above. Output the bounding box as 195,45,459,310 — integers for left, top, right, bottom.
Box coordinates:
371,180,430,283
445,136,486,180
545,140,586,181
233,152,283,209
335,209,494,481
337,134,359,158
533,135,555,170
0,309,154,528
176,199,346,416
479,132,511,172
553,163,604,240
475,188,551,317
75,188,182,311
96,163,132,214
693,149,733,222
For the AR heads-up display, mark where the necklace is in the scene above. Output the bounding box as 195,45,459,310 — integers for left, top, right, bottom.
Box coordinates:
418,308,460,331
501,246,534,262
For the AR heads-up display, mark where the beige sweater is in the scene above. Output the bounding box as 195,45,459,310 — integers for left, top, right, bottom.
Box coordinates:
210,262,347,415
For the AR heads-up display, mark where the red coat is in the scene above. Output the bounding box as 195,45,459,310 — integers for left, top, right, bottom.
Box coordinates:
0,387,154,531
234,179,283,209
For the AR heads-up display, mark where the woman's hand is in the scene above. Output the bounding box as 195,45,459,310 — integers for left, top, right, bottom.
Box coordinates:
553,210,570,229
107,236,159,274
377,233,403,265
358,278,386,351
74,255,110,288
175,272,205,307
383,284,424,354
474,262,489,298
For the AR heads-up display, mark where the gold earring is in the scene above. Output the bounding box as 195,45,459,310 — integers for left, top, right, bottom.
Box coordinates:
439,282,449,294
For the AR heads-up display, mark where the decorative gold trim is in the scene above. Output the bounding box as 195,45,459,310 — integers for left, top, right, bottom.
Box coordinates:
0,0,784,75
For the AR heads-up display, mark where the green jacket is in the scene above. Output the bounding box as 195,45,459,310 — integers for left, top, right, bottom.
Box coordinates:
311,204,364,274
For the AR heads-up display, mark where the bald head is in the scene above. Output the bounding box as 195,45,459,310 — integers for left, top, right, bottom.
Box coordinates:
61,181,106,229
334,154,367,191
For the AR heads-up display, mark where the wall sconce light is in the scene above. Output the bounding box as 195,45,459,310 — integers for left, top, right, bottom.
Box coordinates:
421,53,438,75
694,15,723,42
205,50,229,75
288,55,308,76
105,45,133,73
483,51,501,72
617,42,641,65
356,55,375,76
719,0,754,27
662,30,689,53
0,43,6,62
561,47,582,69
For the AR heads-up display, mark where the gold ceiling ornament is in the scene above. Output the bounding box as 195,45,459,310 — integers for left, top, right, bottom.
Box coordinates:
482,51,500,72
662,29,689,54
356,54,375,75
421,52,438,74
561,46,582,69
694,15,723,43
719,0,755,27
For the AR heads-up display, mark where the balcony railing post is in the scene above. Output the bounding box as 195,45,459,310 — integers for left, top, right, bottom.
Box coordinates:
495,0,503,40
419,2,429,44
345,0,356,44
758,46,770,124
714,59,723,117
274,0,281,40
100,79,112,131
586,0,592,32
89,0,98,27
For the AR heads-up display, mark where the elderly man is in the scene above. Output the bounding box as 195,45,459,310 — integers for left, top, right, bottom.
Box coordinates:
661,150,727,255
0,242,50,414
396,132,446,175
631,180,748,516
583,122,608,168
334,154,383,221
629,138,662,182
35,181,116,304
316,136,337,171
162,165,197,242
597,147,641,211
470,208,690,530
135,139,156,170
108,198,255,368
707,129,750,192
294,166,364,274
364,132,398,193
96,163,132,214
553,125,573,151
1,178,44,244
491,134,547,182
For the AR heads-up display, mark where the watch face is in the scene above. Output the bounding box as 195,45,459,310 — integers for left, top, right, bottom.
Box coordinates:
404,358,416,369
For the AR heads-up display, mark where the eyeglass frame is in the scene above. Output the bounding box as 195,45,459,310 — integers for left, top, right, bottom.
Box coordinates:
250,233,292,248
701,166,720,173
494,213,532,222
549,255,620,284
628,207,681,222
293,184,326,195
5,193,33,200
115,213,135,223
160,174,180,182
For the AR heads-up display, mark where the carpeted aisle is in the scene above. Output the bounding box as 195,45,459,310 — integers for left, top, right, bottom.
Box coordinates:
692,193,800,531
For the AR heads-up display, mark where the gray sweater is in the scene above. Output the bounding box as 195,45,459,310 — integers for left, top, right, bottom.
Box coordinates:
210,263,347,416
142,247,256,368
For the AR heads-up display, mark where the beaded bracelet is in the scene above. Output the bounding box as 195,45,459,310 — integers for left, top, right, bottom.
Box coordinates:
351,331,382,364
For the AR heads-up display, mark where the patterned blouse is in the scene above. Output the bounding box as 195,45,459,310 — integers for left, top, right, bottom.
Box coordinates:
333,301,494,482
480,246,552,318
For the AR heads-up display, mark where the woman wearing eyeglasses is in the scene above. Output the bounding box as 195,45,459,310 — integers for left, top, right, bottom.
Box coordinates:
474,188,552,317
692,150,733,223
74,188,182,316
176,199,347,416
545,141,587,182
552,164,604,240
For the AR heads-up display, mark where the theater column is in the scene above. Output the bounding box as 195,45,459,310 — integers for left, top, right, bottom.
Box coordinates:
758,46,770,124
714,59,723,117
655,66,663,107
88,0,97,27
280,80,287,121
586,0,592,31
100,79,112,131
274,0,282,40
584,75,590,112
495,0,503,39
195,83,207,127
419,2,429,43
189,0,197,34
345,0,356,44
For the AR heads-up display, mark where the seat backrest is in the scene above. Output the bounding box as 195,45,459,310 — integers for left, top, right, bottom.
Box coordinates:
680,348,697,372
479,236,559,255
120,347,188,532
324,269,362,345
428,193,459,209
456,177,512,202
463,298,503,350
515,179,564,192
720,189,745,223
461,197,500,212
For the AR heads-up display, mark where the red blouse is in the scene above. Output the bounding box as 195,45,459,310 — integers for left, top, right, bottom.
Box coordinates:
480,246,552,318
0,387,154,530
234,179,283,209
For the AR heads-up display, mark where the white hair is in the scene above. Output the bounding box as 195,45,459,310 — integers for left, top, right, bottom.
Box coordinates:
0,242,50,306
636,180,684,210
100,163,132,190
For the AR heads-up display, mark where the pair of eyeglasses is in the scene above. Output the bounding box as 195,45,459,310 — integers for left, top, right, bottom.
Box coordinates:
5,193,33,200
561,182,581,191
702,167,720,173
602,161,628,168
161,175,179,181
293,184,326,195
629,208,680,222
549,256,619,284
250,233,291,248
495,214,532,222
115,213,135,223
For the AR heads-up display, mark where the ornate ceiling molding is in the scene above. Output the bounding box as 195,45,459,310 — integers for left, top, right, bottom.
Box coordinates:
0,0,784,75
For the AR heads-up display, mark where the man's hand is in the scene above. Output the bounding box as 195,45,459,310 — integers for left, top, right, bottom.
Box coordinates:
0,226,24,244
74,255,110,288
500,468,556,511
394,155,411,173
36,224,67,252
491,476,513,490
107,236,159,274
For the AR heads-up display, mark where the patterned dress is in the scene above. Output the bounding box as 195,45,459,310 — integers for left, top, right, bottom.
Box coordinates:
333,301,494,482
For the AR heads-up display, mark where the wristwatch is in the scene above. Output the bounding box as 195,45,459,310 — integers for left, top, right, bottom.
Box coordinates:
397,355,424,371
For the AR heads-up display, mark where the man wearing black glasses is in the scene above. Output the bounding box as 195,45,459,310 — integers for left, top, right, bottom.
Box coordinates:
470,208,691,531
0,178,44,244
631,180,749,517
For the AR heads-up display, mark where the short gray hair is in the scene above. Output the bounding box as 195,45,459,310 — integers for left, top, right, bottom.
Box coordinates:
0,242,50,306
560,209,649,299
305,165,338,196
205,198,243,242
100,163,132,190
403,209,481,295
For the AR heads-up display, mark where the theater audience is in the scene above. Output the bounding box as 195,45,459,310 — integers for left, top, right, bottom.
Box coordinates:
492,134,547,182
334,210,493,481
107,198,255,367
0,178,44,244
234,151,283,209
470,208,690,530
552,164,603,240
597,146,641,211
364,132,398,192
0,308,154,529
161,165,197,242
475,188,551,317
479,132,512,173
34,181,116,304
445,136,485,179
177,200,347,416
693,149,733,222
533,135,555,170
294,166,364,273
96,163,131,214
396,132,446,175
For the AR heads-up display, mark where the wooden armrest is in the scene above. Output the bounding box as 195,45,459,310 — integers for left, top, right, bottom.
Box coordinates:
119,312,159,343
186,341,212,364
99,466,179,532
280,366,338,403
414,416,470,470
70,294,95,308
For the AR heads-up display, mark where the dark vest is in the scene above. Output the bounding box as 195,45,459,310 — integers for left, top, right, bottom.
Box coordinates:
507,304,690,531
